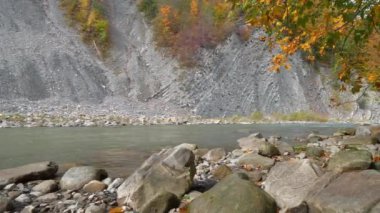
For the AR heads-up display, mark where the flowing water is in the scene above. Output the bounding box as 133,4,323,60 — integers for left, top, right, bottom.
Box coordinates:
0,123,354,177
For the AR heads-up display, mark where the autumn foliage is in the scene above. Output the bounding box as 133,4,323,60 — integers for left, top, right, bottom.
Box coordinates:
61,0,109,56
233,0,380,91
139,0,236,66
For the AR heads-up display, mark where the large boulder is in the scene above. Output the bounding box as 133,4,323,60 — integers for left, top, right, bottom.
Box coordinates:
339,136,377,146
187,173,277,213
237,133,267,152
306,170,380,213
263,159,323,210
0,162,58,188
327,150,372,172
60,166,107,190
237,153,275,169
116,144,195,211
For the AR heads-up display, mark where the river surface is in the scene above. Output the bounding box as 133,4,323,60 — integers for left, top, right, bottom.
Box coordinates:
0,123,354,177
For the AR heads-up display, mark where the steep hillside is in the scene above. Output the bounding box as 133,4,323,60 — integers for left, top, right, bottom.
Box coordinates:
0,0,378,121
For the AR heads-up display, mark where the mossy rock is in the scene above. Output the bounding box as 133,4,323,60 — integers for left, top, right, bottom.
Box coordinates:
327,150,372,172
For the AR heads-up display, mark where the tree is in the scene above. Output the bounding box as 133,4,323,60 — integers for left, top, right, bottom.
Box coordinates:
232,0,380,91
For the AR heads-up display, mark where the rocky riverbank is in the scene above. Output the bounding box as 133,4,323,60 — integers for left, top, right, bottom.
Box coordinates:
0,125,379,213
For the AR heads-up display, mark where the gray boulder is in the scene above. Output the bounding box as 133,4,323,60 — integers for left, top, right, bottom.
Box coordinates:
237,133,266,151
140,191,180,213
188,173,277,213
263,159,323,209
202,148,226,162
307,170,380,213
339,136,377,145
306,146,324,158
259,142,280,157
327,150,372,172
36,192,58,202
32,180,58,194
117,144,195,211
356,126,372,137
237,153,275,169
0,162,58,188
60,166,107,190
211,165,233,180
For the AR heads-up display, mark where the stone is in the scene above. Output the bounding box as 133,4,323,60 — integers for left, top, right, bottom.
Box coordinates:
263,159,323,209
36,192,58,202
0,196,11,212
237,133,266,151
327,150,372,172
117,144,195,211
15,194,31,204
356,125,372,137
306,146,324,158
241,170,263,182
107,178,123,191
3,183,16,191
259,142,280,157
285,202,308,213
85,203,106,213
83,180,107,193
0,161,58,188
188,173,277,213
8,191,22,199
186,191,202,201
307,170,380,213
139,191,180,213
202,148,226,162
20,205,36,213
102,177,113,186
237,153,275,170
193,148,209,162
32,180,58,194
273,141,294,155
60,166,107,190
211,165,232,180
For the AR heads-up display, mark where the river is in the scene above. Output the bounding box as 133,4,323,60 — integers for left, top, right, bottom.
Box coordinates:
0,123,354,177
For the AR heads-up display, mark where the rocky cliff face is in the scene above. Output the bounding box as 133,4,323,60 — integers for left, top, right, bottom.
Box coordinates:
0,0,378,121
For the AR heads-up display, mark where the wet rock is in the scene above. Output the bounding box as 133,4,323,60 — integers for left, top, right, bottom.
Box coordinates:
0,161,58,188
356,126,372,137
102,177,113,186
202,148,226,162
263,159,323,209
307,170,380,213
0,196,11,212
3,183,16,191
117,144,195,211
36,192,58,202
327,150,372,172
60,166,107,190
83,180,107,193
8,191,22,199
85,203,106,213
211,165,232,180
237,153,275,169
140,191,180,213
15,194,31,204
32,180,57,194
188,173,277,213
306,146,324,158
237,133,266,151
258,142,280,157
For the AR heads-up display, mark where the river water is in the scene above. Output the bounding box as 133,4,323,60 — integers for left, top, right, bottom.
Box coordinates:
0,123,354,177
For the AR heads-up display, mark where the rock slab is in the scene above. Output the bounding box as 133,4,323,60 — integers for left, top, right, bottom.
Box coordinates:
0,162,58,188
